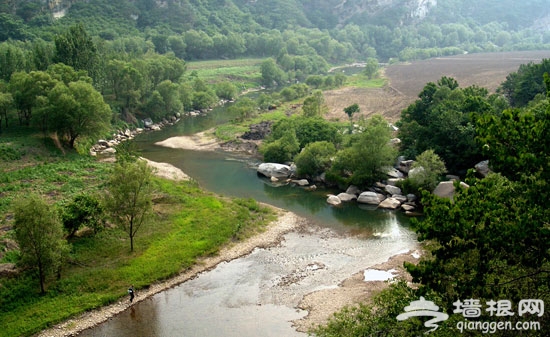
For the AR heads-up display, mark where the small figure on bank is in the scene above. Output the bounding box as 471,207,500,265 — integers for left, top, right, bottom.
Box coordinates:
128,285,135,303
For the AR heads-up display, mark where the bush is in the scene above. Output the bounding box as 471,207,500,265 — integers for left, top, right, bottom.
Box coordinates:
62,194,105,237
294,141,336,177
260,130,299,163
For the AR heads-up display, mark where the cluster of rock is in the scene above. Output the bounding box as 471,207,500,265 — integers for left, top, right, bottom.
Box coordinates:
327,183,420,215
90,114,183,156
90,128,143,156
256,158,493,216
241,121,272,140
256,162,420,215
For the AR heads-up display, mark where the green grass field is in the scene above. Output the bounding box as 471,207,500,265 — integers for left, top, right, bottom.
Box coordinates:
0,128,275,337
187,58,265,88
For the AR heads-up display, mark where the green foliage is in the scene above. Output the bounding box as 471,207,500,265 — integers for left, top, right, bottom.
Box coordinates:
476,107,548,181
363,57,379,79
13,194,70,294
215,81,238,100
408,174,549,320
343,103,360,129
268,116,341,150
312,280,438,337
302,90,327,117
227,97,258,122
54,24,99,81
0,143,23,160
105,159,153,252
260,129,300,163
499,59,550,107
330,115,397,186
48,79,112,148
294,141,336,177
260,58,285,87
397,77,492,174
408,149,447,192
62,194,105,237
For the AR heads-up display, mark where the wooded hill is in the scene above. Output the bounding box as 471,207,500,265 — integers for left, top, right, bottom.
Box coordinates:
1,0,549,62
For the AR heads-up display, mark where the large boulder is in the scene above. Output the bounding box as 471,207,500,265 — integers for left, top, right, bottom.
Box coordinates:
433,181,470,200
386,178,404,186
378,197,402,210
326,194,342,206
475,160,491,177
291,179,310,186
345,185,361,196
386,167,404,178
385,185,402,196
337,193,357,202
357,191,384,205
142,118,154,128
257,163,293,179
398,159,414,174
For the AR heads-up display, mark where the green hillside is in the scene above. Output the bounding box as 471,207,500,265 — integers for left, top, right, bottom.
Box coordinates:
1,0,549,62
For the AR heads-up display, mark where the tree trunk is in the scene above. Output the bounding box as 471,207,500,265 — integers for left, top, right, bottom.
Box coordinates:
38,261,45,294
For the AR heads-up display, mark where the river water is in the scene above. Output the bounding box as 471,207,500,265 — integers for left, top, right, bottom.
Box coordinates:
79,105,418,337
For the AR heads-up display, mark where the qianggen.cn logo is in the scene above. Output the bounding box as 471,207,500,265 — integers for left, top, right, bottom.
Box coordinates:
396,297,544,334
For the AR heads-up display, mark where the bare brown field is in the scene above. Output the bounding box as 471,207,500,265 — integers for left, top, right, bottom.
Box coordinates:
324,50,550,123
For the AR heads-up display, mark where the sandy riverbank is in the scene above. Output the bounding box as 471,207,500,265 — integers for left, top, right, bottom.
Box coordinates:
154,129,221,151
37,155,419,337
37,209,307,337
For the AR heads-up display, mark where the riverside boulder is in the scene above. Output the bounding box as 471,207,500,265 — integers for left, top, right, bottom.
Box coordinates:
357,191,384,205
257,163,293,179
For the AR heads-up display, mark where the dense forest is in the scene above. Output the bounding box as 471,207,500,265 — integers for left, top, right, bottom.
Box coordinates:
1,0,550,62
1,1,549,336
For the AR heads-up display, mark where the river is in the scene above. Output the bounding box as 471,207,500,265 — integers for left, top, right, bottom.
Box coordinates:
78,102,417,337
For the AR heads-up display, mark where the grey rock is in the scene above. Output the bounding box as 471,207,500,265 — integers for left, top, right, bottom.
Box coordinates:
357,191,383,205
379,197,402,210
326,194,342,206
401,204,415,212
257,163,293,179
386,178,404,186
475,160,491,177
433,181,470,200
292,179,309,186
337,193,357,202
345,185,361,195
385,185,402,196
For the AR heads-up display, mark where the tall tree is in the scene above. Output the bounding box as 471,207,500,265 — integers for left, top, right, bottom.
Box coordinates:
0,91,13,131
48,80,111,148
54,24,99,81
330,115,396,186
364,57,379,79
302,90,326,117
343,103,360,131
13,194,69,294
9,71,57,126
260,58,284,87
106,159,153,252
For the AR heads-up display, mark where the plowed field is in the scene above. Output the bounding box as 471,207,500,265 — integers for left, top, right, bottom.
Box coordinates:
324,50,550,123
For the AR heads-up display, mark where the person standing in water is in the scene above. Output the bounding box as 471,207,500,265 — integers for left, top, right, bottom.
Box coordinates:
128,285,135,303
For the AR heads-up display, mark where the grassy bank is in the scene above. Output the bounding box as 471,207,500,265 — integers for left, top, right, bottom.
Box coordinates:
0,129,275,337
187,58,265,88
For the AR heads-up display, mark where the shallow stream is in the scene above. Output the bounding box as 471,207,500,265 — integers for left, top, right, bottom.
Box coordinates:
79,107,417,336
